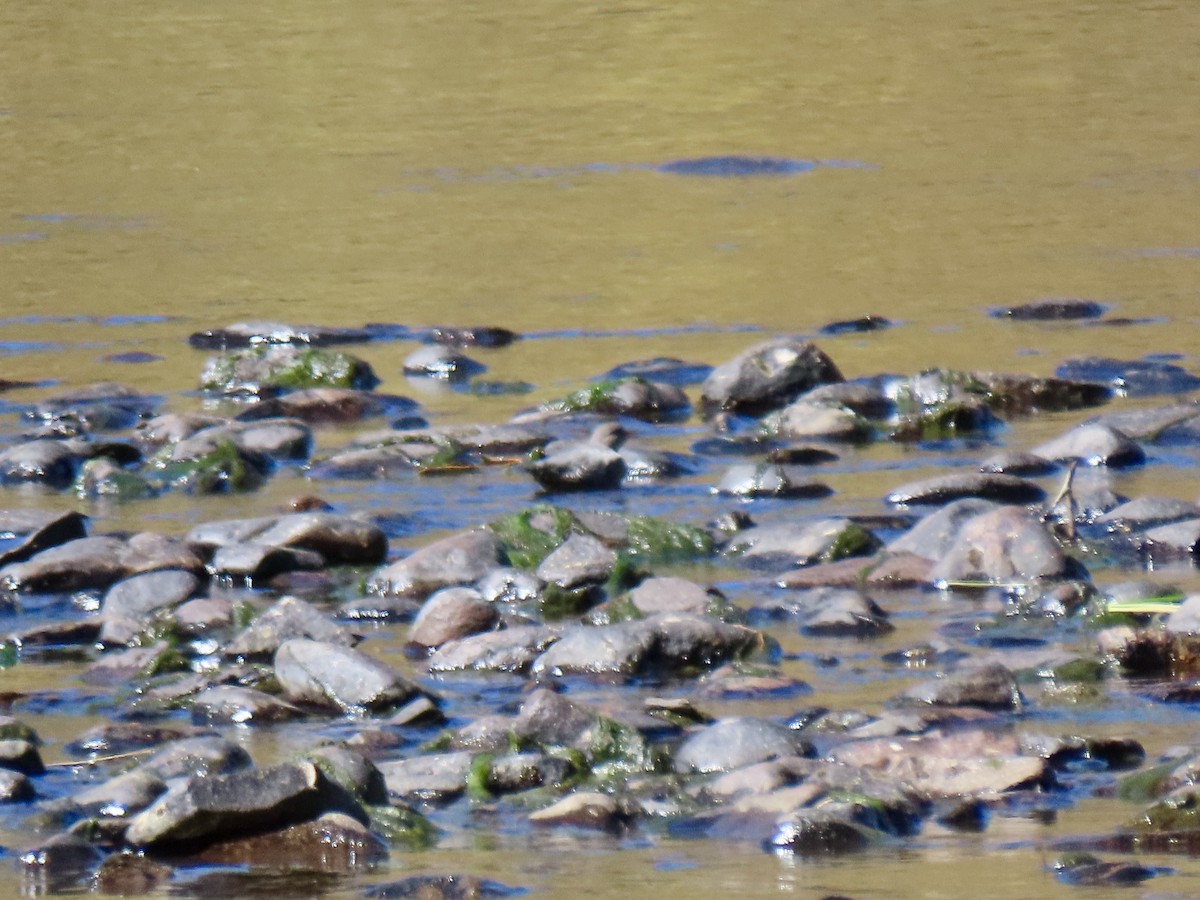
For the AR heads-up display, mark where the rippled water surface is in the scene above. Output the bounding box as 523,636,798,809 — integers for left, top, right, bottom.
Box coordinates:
3,1,1200,897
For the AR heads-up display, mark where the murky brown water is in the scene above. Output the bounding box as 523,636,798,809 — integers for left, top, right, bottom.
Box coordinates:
4,0,1200,896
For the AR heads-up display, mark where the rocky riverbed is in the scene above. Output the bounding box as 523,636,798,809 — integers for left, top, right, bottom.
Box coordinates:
4,306,1200,896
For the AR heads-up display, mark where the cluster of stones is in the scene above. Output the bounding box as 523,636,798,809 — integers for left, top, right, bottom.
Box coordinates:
2,311,1200,893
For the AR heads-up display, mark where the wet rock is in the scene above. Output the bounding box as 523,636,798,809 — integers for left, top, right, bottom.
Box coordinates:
997,298,1106,320
306,745,389,805
628,576,713,615
170,418,312,463
761,400,872,443
409,587,499,648
97,571,199,648
798,589,894,638
675,717,811,774
978,372,1111,415
67,768,168,818
226,595,352,659
766,805,875,855
188,321,373,349
0,509,88,567
1098,496,1200,531
140,737,254,782
1054,853,1160,887
339,593,423,622
1139,519,1200,560
0,439,79,488
520,377,688,423
887,498,1001,560
403,345,485,380
18,832,106,893
929,506,1077,583
1,535,131,592
602,356,712,387
274,639,429,713
365,873,526,899
512,689,596,746
187,512,387,566
483,752,570,794
186,810,388,872
378,751,473,803
191,685,304,725
419,324,519,348
0,768,34,802
978,450,1060,476
367,530,502,598
725,518,879,570
28,382,158,432
1056,355,1200,397
0,739,43,774
525,442,626,492
210,541,325,581
716,463,833,498
427,625,561,674
64,723,188,760
1032,423,1144,467
1086,401,1200,440
535,533,616,588
886,472,1045,506
819,314,893,335
700,337,843,414
235,387,415,425
90,853,174,895
146,438,271,494
124,760,331,847
477,568,543,604
900,663,1023,711
529,791,627,830
200,344,380,396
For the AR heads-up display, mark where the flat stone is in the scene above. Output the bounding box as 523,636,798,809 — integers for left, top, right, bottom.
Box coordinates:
525,443,626,492
0,509,88,567
628,576,713,615
529,791,624,829
68,768,168,818
274,639,427,712
183,810,387,873
366,529,502,598
100,569,199,646
535,533,617,588
900,663,1023,711
1097,497,1200,530
716,463,833,498
187,512,387,565
226,595,353,659
0,439,80,488
700,337,843,414
1141,519,1200,560
1032,423,1145,467
886,472,1045,506
887,499,1001,560
427,625,561,674
675,717,811,774
377,751,473,803
191,685,303,725
409,587,498,648
929,505,1078,583
725,518,878,570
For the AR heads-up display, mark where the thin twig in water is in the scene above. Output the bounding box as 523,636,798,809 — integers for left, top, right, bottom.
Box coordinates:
45,748,154,768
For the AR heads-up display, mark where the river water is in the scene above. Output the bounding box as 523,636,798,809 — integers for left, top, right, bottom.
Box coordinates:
3,1,1200,897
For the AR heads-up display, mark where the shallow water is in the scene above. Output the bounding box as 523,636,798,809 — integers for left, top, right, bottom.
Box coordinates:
4,1,1200,897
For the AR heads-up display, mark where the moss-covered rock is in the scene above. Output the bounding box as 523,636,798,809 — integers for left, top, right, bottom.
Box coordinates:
147,440,268,494
624,515,713,563
200,345,379,396
534,377,688,422
489,505,578,570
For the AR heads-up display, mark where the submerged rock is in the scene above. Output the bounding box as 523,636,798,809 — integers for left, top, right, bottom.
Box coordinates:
200,344,380,396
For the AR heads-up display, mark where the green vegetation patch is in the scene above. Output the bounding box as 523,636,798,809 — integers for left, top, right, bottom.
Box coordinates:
489,505,577,570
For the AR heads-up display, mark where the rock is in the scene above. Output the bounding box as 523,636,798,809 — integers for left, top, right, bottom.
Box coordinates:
798,589,894,638
1032,423,1144,467
236,387,416,425
226,595,353,659
978,450,1060,476
1056,356,1200,397
365,874,526,899
766,806,874,854
124,760,330,847
1139,519,1200,560
900,663,1023,711
0,769,34,802
483,752,570,794
929,506,1078,583
377,751,473,803
700,337,843,414
409,588,499,648
137,739,252,782
97,569,197,644
274,639,428,713
191,686,303,725
512,689,596,746
1098,496,1200,530
819,315,893,335
886,472,1045,506
186,512,387,566
306,745,388,805
185,810,388,872
170,418,312,463
535,534,616,588
760,400,872,443
421,324,519,348
18,832,106,892
1087,402,1200,440
529,791,626,830
1,535,130,592
1054,854,1159,887
628,577,713,615
520,377,688,423
187,321,373,349
525,443,626,492
715,463,833,498
725,518,879,570
974,372,1111,415
29,382,157,432
675,717,811,773
602,356,712,387
64,723,187,760
403,345,485,380
199,344,380,395
210,542,325,581
0,509,88,567
0,739,44,774
67,768,168,817
90,854,174,895
477,568,543,603
0,439,79,488
996,298,1106,320
146,438,271,494
887,499,1001,560
427,625,561,674
366,530,502,598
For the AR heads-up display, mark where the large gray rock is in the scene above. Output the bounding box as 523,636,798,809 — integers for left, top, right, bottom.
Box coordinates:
170,418,312,463
724,518,878,570
675,717,810,773
0,533,203,593
900,663,1022,711
700,338,843,414
535,533,617,588
760,400,871,443
186,512,387,565
274,639,428,712
377,751,473,803
628,577,713,615
1032,423,1144,468
0,439,80,488
408,587,498,648
190,686,303,725
525,443,626,492
886,472,1045,506
99,569,199,645
226,595,353,659
928,506,1077,583
887,499,1001,560
124,761,330,847
715,463,832,498
426,625,561,674
366,529,501,598
0,509,88,566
